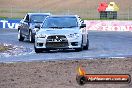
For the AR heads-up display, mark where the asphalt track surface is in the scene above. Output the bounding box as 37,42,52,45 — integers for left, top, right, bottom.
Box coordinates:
0,29,132,62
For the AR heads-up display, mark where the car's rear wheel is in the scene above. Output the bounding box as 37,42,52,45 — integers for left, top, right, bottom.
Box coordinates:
29,30,35,43
18,30,24,41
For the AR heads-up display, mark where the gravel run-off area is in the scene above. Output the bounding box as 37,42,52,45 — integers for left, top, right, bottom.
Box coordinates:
0,58,132,88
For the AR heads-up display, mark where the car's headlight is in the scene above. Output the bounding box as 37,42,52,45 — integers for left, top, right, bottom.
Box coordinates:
33,28,40,32
68,33,80,38
35,34,46,38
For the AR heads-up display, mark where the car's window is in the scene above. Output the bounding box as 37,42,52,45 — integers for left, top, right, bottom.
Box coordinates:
23,14,29,22
30,15,49,23
42,17,78,28
25,15,29,21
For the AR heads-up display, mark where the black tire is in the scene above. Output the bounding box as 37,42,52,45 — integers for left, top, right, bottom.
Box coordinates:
29,30,35,43
83,39,89,50
34,46,43,53
18,30,24,41
75,37,83,52
75,44,83,52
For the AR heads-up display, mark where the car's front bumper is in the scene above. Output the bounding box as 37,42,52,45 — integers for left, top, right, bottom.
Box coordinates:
35,35,82,49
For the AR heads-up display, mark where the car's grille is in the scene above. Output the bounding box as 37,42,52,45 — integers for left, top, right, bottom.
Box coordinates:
46,35,68,48
47,35,66,39
46,35,67,42
46,42,68,48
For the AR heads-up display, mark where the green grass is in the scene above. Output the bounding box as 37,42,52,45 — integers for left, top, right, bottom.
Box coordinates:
0,44,12,52
0,16,9,19
0,16,22,19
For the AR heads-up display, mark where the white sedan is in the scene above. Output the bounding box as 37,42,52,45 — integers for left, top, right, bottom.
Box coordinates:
34,15,89,53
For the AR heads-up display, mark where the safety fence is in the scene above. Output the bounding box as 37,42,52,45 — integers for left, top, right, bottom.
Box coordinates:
0,7,132,20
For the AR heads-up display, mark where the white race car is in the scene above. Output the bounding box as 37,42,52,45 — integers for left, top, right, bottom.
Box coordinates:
34,15,89,53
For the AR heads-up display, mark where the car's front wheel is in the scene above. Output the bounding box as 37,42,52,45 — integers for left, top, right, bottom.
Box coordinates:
75,43,83,52
18,30,24,41
83,39,89,50
29,30,35,43
34,47,43,53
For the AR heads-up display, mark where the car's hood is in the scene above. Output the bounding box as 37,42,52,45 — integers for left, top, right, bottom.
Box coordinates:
37,28,80,35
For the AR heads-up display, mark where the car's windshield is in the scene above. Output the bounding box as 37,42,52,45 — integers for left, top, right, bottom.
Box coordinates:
42,17,78,28
30,15,49,23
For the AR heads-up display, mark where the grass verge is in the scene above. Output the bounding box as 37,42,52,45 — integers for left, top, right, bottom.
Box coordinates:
0,44,12,52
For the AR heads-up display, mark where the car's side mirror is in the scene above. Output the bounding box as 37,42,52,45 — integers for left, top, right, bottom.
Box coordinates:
80,24,86,28
81,20,84,23
35,25,40,29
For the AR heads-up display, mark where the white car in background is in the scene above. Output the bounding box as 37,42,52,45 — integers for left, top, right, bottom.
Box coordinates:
34,15,89,53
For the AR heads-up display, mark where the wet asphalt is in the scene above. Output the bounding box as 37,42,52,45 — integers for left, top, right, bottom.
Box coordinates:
0,29,132,62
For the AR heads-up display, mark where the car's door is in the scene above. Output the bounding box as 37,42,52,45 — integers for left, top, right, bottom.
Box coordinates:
19,19,24,33
23,14,30,36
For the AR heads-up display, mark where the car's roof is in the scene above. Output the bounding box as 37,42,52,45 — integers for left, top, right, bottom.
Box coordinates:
27,13,51,16
47,15,79,18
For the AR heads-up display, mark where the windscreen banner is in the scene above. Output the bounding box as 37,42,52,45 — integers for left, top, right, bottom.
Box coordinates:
0,18,21,29
84,20,132,31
